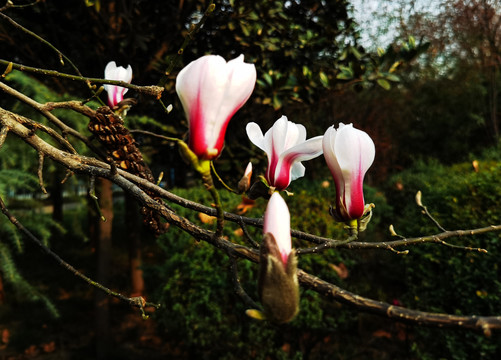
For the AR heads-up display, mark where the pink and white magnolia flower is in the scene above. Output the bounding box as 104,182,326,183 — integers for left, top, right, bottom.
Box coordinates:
103,61,133,107
176,54,256,160
263,192,292,266
322,123,375,221
246,116,323,191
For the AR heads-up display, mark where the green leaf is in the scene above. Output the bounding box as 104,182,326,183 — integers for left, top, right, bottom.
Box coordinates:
241,23,250,37
350,46,362,60
385,73,400,82
262,73,273,86
408,35,416,48
336,71,352,80
272,94,282,110
377,78,391,90
319,71,329,87
339,49,348,61
302,66,311,78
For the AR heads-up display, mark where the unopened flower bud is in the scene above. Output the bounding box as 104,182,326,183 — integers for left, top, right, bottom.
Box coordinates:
258,233,299,324
415,190,423,207
238,162,253,193
389,224,398,236
258,193,299,323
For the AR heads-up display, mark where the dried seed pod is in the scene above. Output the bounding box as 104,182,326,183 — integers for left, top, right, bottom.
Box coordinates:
88,106,168,234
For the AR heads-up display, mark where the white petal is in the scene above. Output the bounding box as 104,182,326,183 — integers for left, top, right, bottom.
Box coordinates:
246,122,266,151
269,116,289,157
282,135,324,162
290,162,305,181
244,162,253,176
104,61,117,79
103,61,117,93
282,120,306,150
334,124,375,176
276,135,323,181
322,126,344,191
263,192,291,259
103,61,132,96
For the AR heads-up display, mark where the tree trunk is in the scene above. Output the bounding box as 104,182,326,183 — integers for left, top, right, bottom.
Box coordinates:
94,178,114,360
126,194,144,296
0,273,5,304
490,67,499,139
51,172,64,224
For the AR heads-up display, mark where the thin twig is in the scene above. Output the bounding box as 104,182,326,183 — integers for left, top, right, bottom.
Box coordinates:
60,169,73,184
129,129,180,143
0,12,103,103
37,152,47,194
228,253,260,309
211,162,238,194
296,234,358,255
88,176,106,222
416,190,447,232
0,59,164,98
0,194,160,311
157,98,173,115
238,216,259,248
0,0,41,11
0,125,8,149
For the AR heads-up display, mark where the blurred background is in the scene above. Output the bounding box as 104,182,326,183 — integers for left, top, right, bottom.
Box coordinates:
0,0,500,359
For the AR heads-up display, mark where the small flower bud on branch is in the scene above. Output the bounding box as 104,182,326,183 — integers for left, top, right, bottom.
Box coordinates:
258,193,299,323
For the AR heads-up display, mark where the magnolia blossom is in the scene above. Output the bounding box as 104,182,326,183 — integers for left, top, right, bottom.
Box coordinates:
263,192,292,265
176,54,256,160
103,61,133,107
246,116,323,191
322,123,375,221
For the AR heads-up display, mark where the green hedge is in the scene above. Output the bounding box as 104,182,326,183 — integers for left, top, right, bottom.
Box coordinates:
144,155,501,359
147,180,384,359
386,158,501,359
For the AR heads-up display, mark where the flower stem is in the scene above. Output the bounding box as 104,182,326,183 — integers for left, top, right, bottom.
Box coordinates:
210,162,238,194
348,219,358,237
200,166,225,237
176,141,225,236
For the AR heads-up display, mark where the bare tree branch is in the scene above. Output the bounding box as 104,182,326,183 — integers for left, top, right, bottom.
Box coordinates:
0,59,164,97
2,105,501,333
297,269,501,336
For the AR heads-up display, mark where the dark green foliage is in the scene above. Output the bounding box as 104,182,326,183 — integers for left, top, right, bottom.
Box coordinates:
148,184,363,359
386,156,501,359
176,0,359,108
0,170,63,317
0,69,92,318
